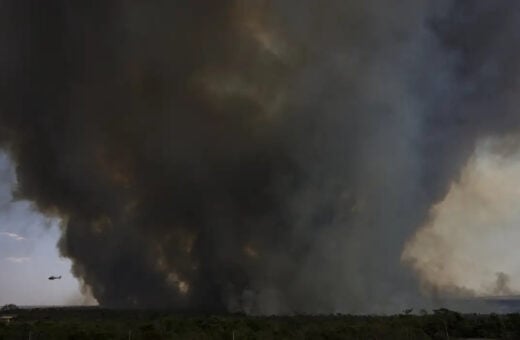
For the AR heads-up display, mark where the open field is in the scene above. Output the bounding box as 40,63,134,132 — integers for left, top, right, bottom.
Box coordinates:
0,307,518,339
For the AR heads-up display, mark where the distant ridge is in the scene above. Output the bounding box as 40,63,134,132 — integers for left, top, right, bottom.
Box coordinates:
18,305,100,310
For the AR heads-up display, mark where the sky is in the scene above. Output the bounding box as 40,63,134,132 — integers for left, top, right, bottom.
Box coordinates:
0,152,89,306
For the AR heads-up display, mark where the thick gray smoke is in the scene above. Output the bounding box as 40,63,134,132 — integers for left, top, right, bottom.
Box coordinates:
1,1,520,313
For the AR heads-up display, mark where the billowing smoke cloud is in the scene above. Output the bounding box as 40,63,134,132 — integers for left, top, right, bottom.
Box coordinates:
403,137,520,298
1,1,520,313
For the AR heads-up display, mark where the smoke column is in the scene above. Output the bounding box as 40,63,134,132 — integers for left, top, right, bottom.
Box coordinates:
1,1,520,313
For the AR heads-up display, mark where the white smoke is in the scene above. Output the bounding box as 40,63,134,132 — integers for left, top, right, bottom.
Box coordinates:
403,136,520,297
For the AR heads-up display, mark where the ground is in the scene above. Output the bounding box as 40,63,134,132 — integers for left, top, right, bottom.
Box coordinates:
0,307,515,339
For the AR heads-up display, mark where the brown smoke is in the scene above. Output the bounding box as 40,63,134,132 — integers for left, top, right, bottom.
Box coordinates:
1,1,520,313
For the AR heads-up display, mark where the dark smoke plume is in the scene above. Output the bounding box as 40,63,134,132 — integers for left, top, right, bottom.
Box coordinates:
1,1,520,313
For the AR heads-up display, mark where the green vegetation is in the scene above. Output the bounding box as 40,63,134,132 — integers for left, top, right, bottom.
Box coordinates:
0,307,517,339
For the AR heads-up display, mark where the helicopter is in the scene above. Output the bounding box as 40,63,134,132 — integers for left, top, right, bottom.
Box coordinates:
48,275,62,280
